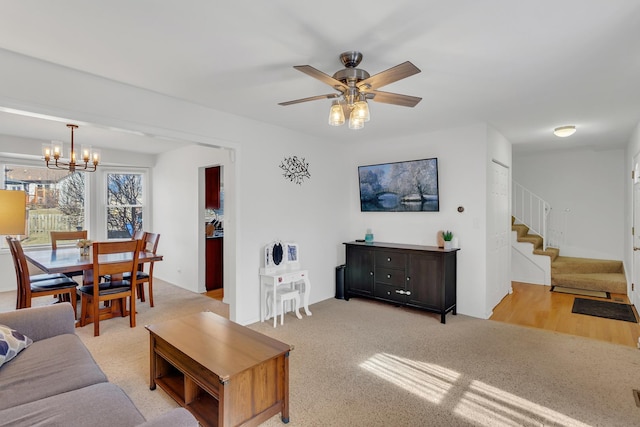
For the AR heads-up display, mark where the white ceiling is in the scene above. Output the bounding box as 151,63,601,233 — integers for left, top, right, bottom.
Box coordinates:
0,0,639,154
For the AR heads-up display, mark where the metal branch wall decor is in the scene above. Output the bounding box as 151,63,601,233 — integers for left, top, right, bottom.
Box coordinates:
279,155,311,185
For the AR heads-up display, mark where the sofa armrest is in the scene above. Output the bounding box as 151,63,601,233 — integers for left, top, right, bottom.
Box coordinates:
0,304,75,341
138,408,199,427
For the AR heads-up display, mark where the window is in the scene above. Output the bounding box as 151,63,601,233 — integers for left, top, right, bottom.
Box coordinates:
106,172,144,239
2,164,85,247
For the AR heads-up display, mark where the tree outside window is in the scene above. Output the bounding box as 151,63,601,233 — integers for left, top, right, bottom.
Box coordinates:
106,173,143,238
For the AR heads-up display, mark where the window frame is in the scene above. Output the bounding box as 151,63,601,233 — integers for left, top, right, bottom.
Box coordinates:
0,157,91,249
100,167,149,241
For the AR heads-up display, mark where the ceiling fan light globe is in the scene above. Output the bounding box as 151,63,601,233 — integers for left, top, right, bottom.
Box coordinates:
328,102,345,126
348,111,364,130
353,100,370,122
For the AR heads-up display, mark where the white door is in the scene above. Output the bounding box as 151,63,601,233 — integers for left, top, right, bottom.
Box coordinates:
488,160,511,311
632,156,640,307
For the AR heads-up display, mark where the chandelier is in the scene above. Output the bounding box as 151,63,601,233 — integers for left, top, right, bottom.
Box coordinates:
43,124,99,172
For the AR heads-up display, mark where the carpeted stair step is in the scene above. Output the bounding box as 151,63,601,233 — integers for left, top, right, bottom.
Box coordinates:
551,256,626,294
551,256,624,275
533,246,560,262
512,221,560,261
551,272,627,294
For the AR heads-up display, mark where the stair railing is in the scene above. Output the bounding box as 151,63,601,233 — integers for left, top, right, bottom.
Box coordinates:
512,181,551,250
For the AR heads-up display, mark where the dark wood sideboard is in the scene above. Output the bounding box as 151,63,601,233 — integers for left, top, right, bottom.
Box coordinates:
343,241,459,323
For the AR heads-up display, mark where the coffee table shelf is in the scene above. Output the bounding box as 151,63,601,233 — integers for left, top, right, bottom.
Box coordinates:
146,311,291,427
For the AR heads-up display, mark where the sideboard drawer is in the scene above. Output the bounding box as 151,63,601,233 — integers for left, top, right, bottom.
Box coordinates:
374,283,407,303
375,267,406,287
374,251,406,269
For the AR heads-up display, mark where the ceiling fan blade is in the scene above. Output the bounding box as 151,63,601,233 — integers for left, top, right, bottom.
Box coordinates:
293,65,348,92
357,61,421,90
368,90,422,107
278,93,340,106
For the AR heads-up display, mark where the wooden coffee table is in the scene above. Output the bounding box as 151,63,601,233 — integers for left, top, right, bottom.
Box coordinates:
146,311,292,427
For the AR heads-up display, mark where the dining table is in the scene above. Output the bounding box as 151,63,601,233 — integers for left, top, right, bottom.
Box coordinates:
24,245,164,322
24,246,163,284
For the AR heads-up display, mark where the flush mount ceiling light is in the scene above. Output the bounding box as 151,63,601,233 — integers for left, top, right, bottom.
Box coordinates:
279,51,422,130
553,125,577,138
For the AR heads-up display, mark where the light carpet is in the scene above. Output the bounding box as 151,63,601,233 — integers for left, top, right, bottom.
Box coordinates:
2,280,640,426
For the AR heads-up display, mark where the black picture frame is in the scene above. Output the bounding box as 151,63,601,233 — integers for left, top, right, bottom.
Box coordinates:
358,158,439,212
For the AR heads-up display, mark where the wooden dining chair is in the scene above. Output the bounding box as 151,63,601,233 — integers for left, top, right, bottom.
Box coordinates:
7,237,78,318
50,230,88,249
78,239,142,337
134,232,160,307
6,236,69,309
51,230,88,281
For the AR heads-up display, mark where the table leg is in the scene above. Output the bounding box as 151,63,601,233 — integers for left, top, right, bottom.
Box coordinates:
282,351,290,423
260,278,265,323
149,335,157,390
301,277,312,316
273,282,277,328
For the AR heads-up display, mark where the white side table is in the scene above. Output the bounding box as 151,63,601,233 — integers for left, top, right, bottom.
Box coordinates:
260,268,312,324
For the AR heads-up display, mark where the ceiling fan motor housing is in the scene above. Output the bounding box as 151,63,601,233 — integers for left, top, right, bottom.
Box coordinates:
339,51,363,68
332,68,370,86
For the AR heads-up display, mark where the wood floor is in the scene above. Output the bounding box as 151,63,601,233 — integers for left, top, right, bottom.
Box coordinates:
204,288,223,300
491,282,640,347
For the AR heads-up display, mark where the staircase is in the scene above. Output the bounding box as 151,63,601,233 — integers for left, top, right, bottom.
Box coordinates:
512,218,627,295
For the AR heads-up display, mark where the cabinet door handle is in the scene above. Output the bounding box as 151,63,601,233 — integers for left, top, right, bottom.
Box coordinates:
406,277,410,281
387,274,391,279
405,290,411,296
387,257,391,262
370,271,374,276
395,289,405,295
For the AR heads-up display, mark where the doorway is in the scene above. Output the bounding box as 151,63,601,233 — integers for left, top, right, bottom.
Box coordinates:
205,165,224,296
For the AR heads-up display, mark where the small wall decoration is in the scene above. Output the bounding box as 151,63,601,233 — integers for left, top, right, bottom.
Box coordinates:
279,155,310,185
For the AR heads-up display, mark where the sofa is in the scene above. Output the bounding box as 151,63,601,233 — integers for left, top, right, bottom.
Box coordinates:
0,303,198,427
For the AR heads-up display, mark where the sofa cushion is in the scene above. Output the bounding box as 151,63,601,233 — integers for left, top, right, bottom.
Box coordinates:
0,382,147,427
0,333,107,410
0,324,32,368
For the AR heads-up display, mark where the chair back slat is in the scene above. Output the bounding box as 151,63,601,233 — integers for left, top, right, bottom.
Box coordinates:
93,240,141,278
51,230,88,249
141,232,160,253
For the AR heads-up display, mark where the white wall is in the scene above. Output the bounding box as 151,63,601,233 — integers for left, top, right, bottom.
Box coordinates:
344,124,494,319
513,147,625,261
150,126,350,325
152,144,232,293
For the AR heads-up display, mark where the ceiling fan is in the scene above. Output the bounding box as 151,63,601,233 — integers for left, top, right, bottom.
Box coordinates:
279,51,422,129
